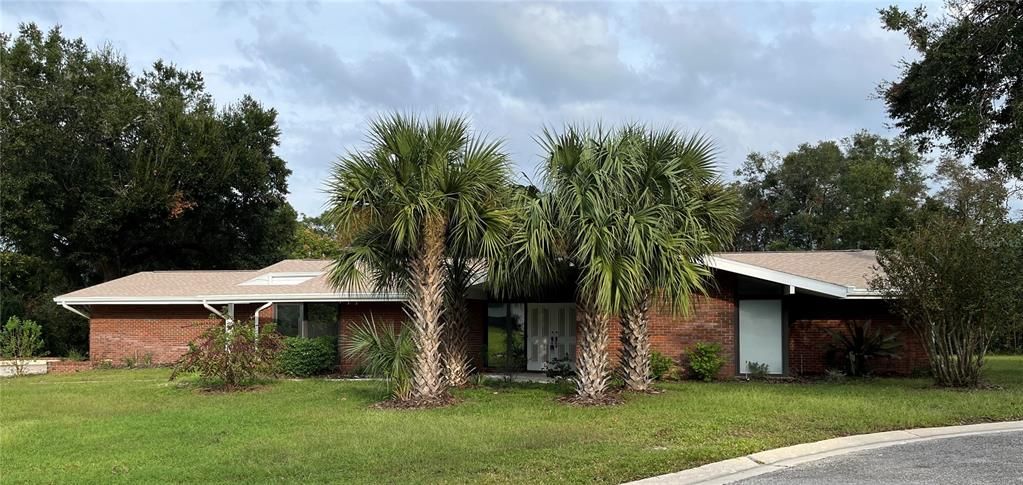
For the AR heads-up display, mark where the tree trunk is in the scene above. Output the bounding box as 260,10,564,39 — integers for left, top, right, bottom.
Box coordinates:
442,288,473,388
619,292,652,392
575,299,611,400
406,217,447,402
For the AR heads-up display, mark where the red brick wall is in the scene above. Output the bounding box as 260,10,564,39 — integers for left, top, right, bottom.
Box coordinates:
786,298,927,376
89,304,273,364
47,360,95,374
337,300,487,374
337,302,406,373
602,273,738,378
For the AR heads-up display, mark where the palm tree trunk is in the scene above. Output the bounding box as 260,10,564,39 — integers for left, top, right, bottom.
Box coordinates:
575,299,611,400
442,292,473,387
407,217,447,401
620,292,652,392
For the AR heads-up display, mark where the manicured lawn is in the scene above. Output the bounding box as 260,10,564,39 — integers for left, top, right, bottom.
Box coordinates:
3,356,1022,484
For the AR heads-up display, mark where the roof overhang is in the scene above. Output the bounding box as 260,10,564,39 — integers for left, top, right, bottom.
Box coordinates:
703,256,880,299
53,292,407,305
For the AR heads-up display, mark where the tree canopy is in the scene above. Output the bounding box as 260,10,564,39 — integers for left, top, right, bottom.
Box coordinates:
874,159,1022,386
0,24,297,354
733,132,927,250
879,0,1023,176
1,24,297,284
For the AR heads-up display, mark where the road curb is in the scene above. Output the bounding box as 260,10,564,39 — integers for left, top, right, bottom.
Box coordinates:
626,420,1023,485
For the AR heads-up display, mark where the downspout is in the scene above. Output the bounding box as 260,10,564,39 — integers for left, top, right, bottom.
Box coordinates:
254,302,273,337
202,299,233,329
59,302,90,319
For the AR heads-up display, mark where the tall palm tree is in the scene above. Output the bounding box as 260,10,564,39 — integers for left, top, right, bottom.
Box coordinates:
615,128,739,392
491,126,646,401
326,114,512,402
492,125,737,400
442,256,485,387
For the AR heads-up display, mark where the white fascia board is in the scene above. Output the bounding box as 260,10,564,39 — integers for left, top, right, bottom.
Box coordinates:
703,256,851,298
844,290,884,299
54,292,407,305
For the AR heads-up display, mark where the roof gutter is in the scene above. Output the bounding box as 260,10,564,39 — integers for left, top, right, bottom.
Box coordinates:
58,301,90,319
202,300,233,328
53,293,406,305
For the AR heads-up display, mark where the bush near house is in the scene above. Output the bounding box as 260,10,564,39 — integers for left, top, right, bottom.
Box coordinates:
649,351,675,381
0,316,45,376
170,321,283,389
687,342,725,382
342,318,416,400
278,337,338,377
825,320,902,377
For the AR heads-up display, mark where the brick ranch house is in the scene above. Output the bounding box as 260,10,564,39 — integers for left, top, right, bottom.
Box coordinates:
53,250,927,377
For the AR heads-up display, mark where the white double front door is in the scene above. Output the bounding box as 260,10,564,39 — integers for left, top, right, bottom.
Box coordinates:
526,303,577,371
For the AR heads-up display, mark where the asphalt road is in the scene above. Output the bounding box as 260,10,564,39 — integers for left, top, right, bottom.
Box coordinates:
736,431,1023,484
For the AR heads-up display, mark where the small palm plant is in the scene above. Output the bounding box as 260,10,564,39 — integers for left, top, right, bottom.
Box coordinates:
825,319,902,377
343,315,416,401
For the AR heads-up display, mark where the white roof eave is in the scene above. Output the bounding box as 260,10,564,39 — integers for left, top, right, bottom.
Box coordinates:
53,292,408,305
703,256,852,299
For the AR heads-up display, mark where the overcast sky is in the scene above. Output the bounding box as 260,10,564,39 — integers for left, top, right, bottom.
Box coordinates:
2,0,936,217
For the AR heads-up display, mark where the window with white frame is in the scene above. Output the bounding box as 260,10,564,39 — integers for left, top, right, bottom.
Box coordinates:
274,303,339,338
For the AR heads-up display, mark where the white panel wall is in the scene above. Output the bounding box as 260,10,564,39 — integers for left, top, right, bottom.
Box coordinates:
738,299,783,374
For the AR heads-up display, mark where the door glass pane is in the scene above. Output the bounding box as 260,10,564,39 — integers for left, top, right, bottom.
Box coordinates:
275,304,301,337
305,303,339,338
486,303,527,371
486,304,507,368
506,303,526,370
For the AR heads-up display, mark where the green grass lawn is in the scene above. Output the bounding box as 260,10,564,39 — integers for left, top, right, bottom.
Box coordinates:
3,356,1022,484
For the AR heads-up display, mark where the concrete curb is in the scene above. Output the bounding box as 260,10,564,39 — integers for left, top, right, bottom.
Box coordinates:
626,421,1023,485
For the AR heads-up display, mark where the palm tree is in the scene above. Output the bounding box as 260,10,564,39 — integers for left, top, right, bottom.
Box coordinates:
614,128,739,392
490,126,645,401
442,257,485,387
326,114,512,402
492,125,737,400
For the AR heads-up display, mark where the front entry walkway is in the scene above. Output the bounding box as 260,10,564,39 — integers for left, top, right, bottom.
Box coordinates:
481,372,555,383
627,421,1023,485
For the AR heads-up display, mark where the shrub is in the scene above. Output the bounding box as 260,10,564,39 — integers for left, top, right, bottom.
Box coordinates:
121,351,155,369
170,320,283,389
0,316,46,376
687,342,724,382
824,368,847,382
825,320,901,377
650,351,675,381
66,348,87,362
746,361,769,380
343,315,415,400
543,357,573,380
278,336,338,377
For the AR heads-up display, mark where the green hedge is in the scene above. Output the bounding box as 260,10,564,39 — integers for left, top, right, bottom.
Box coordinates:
278,336,338,377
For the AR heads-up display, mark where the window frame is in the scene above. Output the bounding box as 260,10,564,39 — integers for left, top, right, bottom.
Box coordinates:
275,303,306,338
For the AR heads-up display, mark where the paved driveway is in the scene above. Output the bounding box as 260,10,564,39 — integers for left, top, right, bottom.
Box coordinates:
736,431,1023,484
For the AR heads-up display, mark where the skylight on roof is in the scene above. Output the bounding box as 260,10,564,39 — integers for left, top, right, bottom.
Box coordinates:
239,272,322,286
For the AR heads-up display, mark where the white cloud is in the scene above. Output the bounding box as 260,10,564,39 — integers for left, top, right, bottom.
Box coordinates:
1,0,930,215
